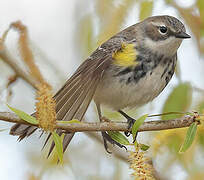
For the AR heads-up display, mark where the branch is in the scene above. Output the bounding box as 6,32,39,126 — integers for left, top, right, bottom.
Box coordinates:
0,47,38,89
0,29,130,162
0,112,196,132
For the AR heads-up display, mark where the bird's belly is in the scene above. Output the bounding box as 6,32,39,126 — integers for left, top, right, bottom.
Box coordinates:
94,64,172,110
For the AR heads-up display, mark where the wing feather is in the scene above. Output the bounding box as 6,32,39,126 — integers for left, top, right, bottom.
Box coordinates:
42,55,110,156
9,37,124,156
55,62,98,110
60,76,101,154
62,75,98,121
54,58,96,101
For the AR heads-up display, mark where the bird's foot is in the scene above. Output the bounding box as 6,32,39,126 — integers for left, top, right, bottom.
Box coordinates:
124,117,135,137
118,110,138,142
127,116,136,129
118,110,136,136
101,131,127,153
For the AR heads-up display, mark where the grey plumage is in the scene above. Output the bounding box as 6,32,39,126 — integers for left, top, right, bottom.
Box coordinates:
10,15,190,155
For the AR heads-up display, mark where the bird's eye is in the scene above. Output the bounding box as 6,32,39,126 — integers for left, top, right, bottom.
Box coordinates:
159,26,167,34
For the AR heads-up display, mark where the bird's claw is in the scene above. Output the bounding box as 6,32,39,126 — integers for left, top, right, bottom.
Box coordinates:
125,131,131,137
124,117,136,137
126,117,138,143
127,117,136,129
101,131,127,153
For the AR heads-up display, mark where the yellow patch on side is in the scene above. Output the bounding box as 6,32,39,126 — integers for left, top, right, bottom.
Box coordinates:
112,42,138,66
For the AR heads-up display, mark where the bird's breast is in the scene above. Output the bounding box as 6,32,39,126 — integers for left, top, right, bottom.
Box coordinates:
94,55,176,110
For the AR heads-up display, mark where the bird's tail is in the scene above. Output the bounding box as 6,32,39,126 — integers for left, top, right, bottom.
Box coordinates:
10,123,75,156
10,124,37,141
9,57,104,156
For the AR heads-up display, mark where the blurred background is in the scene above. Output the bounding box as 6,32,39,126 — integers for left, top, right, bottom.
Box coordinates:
0,0,204,179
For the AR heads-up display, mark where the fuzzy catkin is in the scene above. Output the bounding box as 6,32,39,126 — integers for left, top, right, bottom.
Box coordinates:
36,83,56,131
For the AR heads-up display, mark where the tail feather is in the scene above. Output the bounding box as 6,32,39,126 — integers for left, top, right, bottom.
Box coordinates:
9,55,110,157
62,133,75,152
10,124,37,142
10,124,29,135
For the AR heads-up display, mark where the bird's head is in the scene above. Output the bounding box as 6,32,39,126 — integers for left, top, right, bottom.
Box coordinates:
141,15,191,56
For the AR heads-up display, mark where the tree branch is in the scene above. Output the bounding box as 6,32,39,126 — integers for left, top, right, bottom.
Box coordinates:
0,112,196,132
0,44,38,90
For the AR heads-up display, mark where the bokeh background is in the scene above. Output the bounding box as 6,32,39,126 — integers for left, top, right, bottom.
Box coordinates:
0,0,204,179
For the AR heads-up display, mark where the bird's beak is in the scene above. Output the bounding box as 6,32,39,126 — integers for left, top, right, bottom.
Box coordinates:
175,31,191,39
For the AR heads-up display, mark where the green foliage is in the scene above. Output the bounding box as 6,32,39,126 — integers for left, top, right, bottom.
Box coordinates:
132,114,148,140
140,144,150,151
52,131,64,164
167,134,183,153
139,0,153,20
8,105,38,125
162,83,192,120
179,122,198,153
78,14,95,58
197,100,204,114
197,0,204,23
198,133,204,149
57,119,81,124
108,131,130,145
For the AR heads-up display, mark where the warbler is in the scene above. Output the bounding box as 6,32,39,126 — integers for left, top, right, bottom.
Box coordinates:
10,15,190,154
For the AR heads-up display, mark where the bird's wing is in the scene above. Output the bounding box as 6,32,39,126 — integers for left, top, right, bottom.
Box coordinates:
46,52,112,156
10,37,129,156
46,38,138,155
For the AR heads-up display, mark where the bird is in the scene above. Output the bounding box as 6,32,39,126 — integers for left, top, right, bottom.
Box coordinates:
10,15,191,155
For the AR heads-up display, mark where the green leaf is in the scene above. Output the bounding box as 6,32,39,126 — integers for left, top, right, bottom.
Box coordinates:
132,114,148,140
140,144,150,151
148,111,186,117
197,0,204,21
197,100,204,114
162,83,192,120
52,131,63,163
8,105,38,125
179,122,198,153
139,0,153,21
57,119,81,124
108,131,130,145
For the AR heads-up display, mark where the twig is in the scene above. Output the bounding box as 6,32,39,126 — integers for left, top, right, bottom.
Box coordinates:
0,112,196,132
0,48,38,89
0,28,130,162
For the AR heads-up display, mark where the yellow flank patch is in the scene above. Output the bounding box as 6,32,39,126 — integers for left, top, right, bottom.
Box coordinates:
112,42,138,66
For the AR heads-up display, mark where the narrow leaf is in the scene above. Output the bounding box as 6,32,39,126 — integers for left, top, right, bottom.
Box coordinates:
179,122,198,153
162,83,192,120
140,144,150,151
57,119,81,124
108,131,130,145
52,131,63,163
132,114,148,140
8,105,38,125
148,111,186,117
